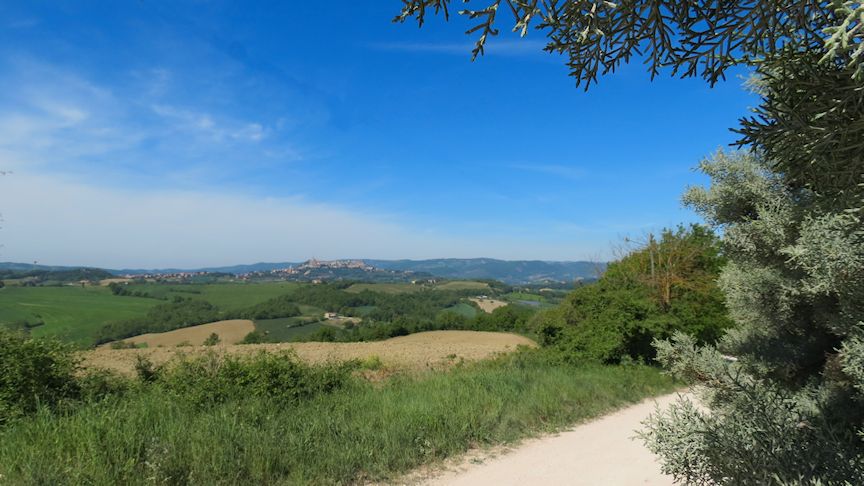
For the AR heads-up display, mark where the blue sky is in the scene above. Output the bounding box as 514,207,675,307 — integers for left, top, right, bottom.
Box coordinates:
0,1,756,268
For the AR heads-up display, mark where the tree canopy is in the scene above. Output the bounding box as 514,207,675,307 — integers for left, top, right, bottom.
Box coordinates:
532,224,732,364
395,1,863,86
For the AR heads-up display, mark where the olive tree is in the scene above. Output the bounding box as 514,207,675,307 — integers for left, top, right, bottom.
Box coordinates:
642,150,864,484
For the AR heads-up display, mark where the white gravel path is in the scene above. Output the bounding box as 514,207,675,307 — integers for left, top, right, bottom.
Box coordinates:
414,393,685,486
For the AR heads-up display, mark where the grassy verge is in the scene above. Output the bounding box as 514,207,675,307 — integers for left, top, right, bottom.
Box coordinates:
0,352,675,485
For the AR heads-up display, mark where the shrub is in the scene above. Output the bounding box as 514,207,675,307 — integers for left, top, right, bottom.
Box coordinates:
203,333,220,346
155,351,355,407
0,330,79,424
240,330,267,344
359,354,383,370
134,355,161,384
77,368,134,402
109,340,139,349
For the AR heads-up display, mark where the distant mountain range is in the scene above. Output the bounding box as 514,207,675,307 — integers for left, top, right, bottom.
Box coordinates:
0,258,604,285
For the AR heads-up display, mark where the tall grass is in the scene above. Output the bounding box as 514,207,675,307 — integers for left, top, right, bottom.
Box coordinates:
0,353,675,485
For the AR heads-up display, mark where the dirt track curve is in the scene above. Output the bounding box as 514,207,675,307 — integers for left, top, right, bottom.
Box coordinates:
410,393,687,486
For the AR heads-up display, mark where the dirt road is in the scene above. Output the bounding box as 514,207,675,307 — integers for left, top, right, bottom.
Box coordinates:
414,393,684,486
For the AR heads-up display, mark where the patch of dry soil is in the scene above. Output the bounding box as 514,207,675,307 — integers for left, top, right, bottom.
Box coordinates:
82,330,536,375
469,298,508,313
105,319,255,348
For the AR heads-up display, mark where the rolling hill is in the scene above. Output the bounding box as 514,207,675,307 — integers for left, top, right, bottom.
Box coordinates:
0,258,603,285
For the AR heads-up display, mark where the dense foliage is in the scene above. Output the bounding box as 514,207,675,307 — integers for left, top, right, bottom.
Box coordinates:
305,302,537,342
0,330,79,424
95,298,222,344
231,294,301,320
642,152,864,484
394,1,863,89
108,282,158,299
532,225,732,364
0,268,114,286
143,351,355,408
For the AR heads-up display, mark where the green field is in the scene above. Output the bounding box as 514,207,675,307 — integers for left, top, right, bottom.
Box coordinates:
124,282,300,310
0,282,303,345
435,281,490,291
442,302,479,318
503,292,548,302
345,282,421,294
297,304,324,316
0,286,159,345
255,319,341,341
253,303,329,342
1,280,504,346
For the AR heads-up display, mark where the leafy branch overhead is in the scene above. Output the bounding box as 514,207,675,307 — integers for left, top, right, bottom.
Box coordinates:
396,0,864,211
395,0,864,87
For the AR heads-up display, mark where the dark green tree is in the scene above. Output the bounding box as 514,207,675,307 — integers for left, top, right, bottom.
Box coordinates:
203,333,221,346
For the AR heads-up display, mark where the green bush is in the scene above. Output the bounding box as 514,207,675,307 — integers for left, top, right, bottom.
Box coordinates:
109,340,139,350
76,368,134,402
202,332,220,346
0,330,80,424
154,351,355,407
239,330,268,344
537,224,733,364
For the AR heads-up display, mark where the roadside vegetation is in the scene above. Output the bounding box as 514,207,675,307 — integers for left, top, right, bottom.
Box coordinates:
531,225,733,364
0,328,675,484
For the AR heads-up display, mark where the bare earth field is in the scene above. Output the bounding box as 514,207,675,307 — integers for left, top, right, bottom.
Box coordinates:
82,330,537,375
109,319,256,348
469,298,509,313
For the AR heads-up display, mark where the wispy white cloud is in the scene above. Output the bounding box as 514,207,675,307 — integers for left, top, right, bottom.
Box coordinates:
151,104,268,143
0,57,610,265
0,172,607,266
0,55,303,184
